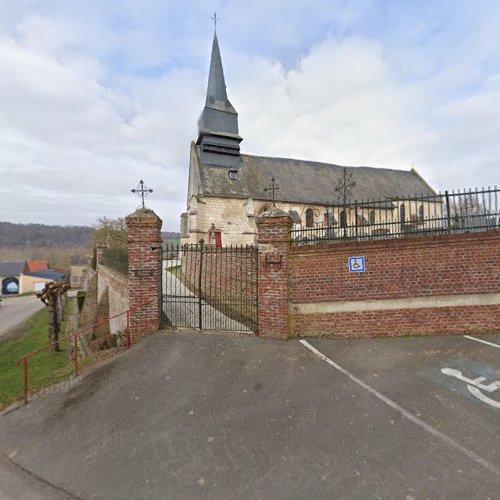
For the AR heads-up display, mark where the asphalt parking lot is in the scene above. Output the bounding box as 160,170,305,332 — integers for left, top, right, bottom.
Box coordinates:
0,331,499,499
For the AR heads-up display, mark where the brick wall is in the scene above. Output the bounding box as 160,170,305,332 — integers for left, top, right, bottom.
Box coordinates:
126,208,163,343
287,231,500,337
256,210,293,339
292,305,500,338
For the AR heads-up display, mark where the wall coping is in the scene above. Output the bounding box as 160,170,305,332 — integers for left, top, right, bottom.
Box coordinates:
126,208,162,225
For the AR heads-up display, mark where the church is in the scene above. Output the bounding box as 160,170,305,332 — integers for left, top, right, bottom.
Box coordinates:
180,33,435,246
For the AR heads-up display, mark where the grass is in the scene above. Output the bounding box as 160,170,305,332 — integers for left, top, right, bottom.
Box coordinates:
0,308,73,409
165,264,181,272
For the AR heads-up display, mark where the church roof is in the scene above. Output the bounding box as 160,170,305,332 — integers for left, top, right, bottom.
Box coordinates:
194,145,435,205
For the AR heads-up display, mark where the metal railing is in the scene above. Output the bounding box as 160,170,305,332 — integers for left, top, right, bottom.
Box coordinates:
101,247,128,275
163,242,258,333
291,187,499,245
15,300,152,404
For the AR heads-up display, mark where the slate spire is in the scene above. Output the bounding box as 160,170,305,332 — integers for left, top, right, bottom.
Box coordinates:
197,31,242,167
205,33,235,111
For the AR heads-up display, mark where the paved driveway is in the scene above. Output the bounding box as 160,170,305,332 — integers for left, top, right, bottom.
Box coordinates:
0,331,499,499
0,295,44,339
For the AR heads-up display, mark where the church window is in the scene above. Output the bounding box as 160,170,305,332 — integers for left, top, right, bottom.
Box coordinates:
356,214,368,225
418,204,424,222
305,208,314,227
228,170,238,180
400,204,406,223
340,210,347,228
369,210,376,225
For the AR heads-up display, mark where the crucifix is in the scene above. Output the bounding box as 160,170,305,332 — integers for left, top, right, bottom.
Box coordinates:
131,180,153,209
264,176,280,207
211,12,219,32
334,167,356,238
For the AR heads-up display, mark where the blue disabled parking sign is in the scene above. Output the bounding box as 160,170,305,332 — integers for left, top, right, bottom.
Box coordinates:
349,256,365,273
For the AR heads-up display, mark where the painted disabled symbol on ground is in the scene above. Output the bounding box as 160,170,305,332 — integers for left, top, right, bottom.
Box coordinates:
441,367,500,409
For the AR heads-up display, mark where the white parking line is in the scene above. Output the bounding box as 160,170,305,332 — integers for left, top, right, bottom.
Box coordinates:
464,335,500,349
300,339,500,479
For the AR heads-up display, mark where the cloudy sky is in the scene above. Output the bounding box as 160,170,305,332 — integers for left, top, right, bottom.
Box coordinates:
0,0,499,230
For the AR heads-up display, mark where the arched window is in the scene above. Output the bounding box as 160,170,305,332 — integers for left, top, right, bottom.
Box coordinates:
340,210,347,228
369,210,376,225
400,204,406,224
418,204,424,222
305,208,314,228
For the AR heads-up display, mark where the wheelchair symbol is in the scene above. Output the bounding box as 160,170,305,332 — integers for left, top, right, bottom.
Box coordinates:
441,367,500,409
349,256,365,273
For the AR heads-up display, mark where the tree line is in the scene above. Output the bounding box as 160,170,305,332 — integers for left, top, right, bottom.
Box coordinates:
0,221,93,248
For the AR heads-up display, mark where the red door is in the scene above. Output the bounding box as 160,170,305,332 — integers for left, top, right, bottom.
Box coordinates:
214,231,222,247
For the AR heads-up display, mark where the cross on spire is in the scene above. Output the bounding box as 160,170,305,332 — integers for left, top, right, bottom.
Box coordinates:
211,12,219,33
264,176,280,207
131,180,153,209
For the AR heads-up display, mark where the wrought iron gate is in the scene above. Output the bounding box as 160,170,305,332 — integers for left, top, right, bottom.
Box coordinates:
162,242,258,333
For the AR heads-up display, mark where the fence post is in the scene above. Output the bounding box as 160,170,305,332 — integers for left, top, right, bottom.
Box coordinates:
22,357,28,404
355,201,359,240
445,190,451,233
256,208,293,340
198,239,204,330
126,208,163,344
126,310,131,349
73,333,78,376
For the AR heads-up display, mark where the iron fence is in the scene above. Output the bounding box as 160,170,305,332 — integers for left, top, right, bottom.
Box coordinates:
101,247,128,275
291,187,499,245
162,242,258,333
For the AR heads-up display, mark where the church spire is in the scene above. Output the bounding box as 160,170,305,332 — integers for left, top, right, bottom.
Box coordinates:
197,28,242,166
205,32,233,109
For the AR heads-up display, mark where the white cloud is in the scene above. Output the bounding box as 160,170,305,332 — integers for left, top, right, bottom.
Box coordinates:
0,1,498,231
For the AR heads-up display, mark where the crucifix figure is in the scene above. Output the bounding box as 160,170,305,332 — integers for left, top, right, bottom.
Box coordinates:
131,180,153,209
264,176,280,207
211,12,219,32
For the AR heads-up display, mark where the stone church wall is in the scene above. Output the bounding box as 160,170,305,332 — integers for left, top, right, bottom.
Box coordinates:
184,195,327,246
287,231,500,337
